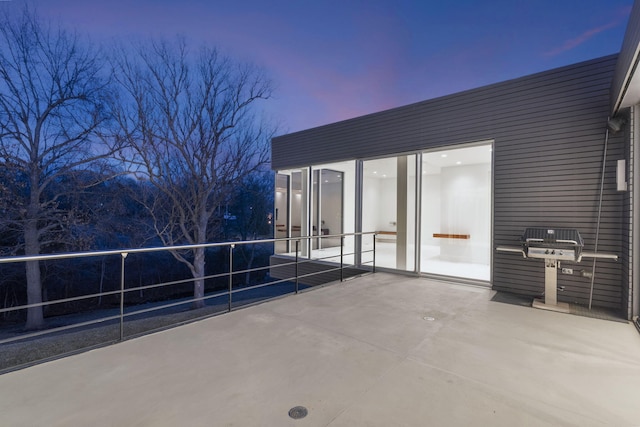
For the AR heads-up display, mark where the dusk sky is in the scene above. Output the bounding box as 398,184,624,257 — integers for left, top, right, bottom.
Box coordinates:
8,0,636,134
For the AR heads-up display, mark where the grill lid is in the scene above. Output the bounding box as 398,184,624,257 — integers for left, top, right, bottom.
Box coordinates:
522,228,583,247
520,228,584,261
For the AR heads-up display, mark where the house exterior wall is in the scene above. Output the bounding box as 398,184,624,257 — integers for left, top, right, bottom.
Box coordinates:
272,55,628,312
623,106,634,319
633,105,640,319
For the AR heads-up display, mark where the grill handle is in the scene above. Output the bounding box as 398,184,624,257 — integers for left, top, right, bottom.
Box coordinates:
579,252,618,262
496,246,526,258
524,238,580,245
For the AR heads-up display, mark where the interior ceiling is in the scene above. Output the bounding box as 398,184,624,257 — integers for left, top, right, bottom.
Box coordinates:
277,144,493,183
319,169,343,184
364,144,492,178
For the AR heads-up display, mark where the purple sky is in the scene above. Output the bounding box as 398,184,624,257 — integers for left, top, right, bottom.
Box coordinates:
14,0,636,134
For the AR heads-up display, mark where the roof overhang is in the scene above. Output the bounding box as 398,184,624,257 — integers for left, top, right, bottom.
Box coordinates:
611,0,640,115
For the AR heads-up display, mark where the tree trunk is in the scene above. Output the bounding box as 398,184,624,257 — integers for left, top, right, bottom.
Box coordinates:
98,257,105,306
192,246,206,309
244,245,256,286
24,221,44,330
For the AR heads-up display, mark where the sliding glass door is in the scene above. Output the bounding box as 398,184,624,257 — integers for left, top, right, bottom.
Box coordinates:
312,169,344,249
420,143,492,281
276,145,491,281
362,155,416,271
276,162,354,261
274,169,308,255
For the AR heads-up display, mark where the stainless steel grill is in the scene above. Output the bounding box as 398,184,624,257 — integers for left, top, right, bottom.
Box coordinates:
522,228,583,262
496,227,617,313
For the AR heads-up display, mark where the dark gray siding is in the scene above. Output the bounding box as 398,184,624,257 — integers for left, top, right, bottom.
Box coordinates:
622,108,632,318
611,1,640,114
272,55,627,312
273,56,618,169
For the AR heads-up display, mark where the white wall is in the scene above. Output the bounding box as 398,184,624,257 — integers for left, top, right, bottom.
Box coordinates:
342,165,355,234
363,176,397,233
421,174,441,247
380,178,397,231
439,164,491,264
321,181,342,234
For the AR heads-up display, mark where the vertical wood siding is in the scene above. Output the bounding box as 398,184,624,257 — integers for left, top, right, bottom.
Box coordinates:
272,55,628,312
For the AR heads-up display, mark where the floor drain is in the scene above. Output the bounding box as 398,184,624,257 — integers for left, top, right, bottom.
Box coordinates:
288,406,308,419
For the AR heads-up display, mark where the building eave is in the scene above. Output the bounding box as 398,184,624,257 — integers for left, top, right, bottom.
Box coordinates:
611,0,640,115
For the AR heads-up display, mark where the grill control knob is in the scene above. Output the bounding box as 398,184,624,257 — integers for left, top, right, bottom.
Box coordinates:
545,249,550,254
551,250,556,255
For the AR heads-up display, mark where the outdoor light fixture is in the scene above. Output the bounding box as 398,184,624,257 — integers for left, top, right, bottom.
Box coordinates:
617,159,627,191
607,116,626,133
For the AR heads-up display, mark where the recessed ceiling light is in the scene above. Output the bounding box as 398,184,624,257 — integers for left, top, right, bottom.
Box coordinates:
456,161,462,165
382,174,387,178
441,154,447,158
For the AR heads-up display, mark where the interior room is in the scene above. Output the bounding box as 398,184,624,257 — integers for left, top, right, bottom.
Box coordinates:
420,143,492,281
275,143,492,281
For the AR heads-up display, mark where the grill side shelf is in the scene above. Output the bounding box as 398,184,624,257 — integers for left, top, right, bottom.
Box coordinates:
496,246,526,258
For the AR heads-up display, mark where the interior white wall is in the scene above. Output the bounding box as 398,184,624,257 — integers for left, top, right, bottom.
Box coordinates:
342,165,355,234
275,190,287,234
439,163,491,264
421,174,442,247
291,193,302,230
321,181,342,234
404,161,416,270
362,176,376,233
379,178,397,231
342,165,355,249
362,176,398,233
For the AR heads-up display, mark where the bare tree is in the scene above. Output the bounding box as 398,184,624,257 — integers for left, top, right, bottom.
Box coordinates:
0,7,116,329
226,172,274,285
113,38,273,308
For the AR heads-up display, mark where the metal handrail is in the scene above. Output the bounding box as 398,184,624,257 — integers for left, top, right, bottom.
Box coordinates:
0,232,372,264
0,232,377,350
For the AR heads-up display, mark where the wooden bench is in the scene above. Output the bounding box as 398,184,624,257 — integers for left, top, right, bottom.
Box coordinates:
433,233,470,239
375,231,397,242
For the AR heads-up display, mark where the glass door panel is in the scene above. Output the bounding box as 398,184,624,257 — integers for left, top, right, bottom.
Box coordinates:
420,144,492,281
274,173,289,253
312,168,344,250
363,155,416,271
320,169,343,248
274,169,308,256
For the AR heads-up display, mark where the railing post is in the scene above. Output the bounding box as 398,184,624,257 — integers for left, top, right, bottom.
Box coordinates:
295,240,299,294
228,244,235,312
373,234,376,273
340,236,344,282
120,252,128,341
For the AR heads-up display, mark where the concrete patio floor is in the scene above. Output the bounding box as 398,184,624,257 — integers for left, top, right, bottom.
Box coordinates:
1,273,640,426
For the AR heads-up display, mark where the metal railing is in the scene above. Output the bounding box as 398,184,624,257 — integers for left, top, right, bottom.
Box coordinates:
0,232,377,353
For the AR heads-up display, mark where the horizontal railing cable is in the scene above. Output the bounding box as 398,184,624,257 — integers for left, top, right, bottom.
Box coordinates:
0,232,376,357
